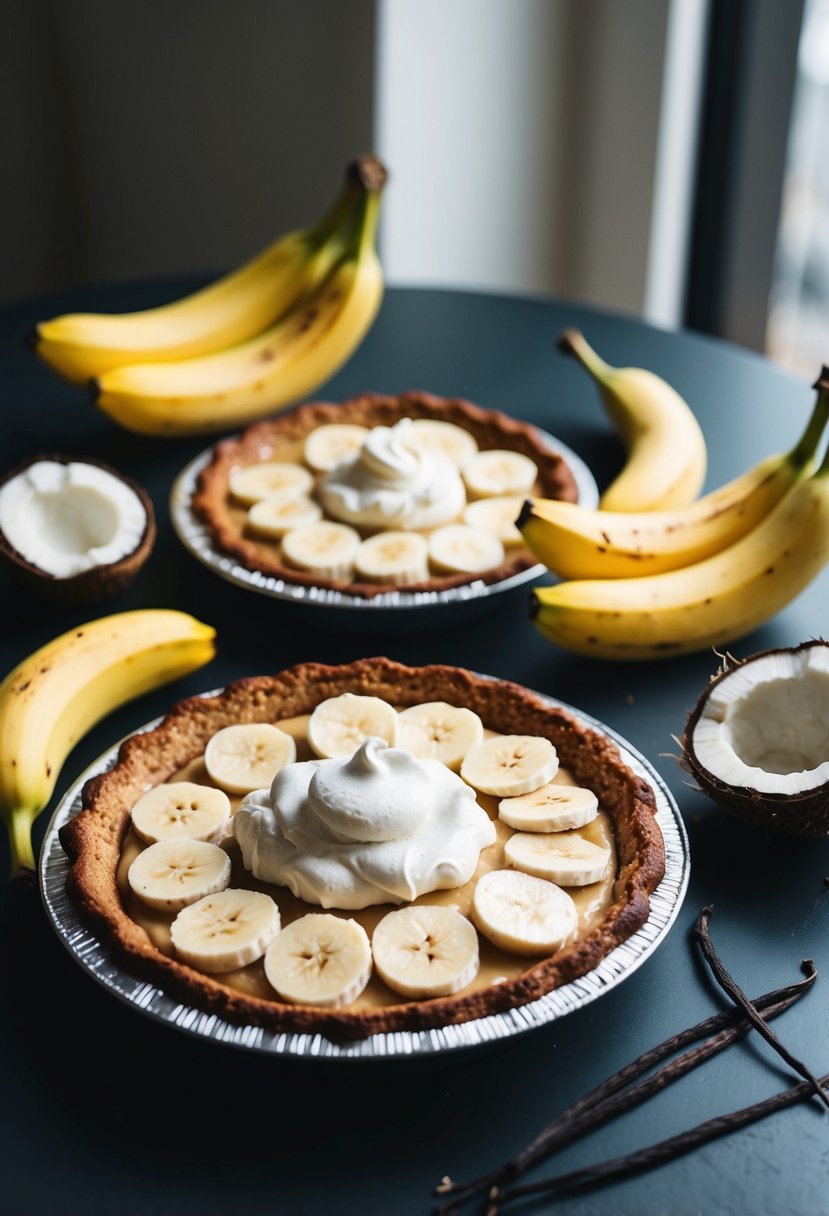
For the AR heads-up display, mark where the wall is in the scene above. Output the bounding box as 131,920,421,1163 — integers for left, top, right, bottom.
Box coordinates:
2,0,680,321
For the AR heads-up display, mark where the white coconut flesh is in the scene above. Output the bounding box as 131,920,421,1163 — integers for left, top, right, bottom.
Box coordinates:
692,648,829,796
0,461,146,579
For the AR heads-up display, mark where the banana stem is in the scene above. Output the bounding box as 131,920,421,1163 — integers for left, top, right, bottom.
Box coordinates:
6,808,36,879
310,155,388,251
789,373,829,469
556,328,613,381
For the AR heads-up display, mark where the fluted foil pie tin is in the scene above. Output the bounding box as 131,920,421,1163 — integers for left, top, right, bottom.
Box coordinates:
168,430,599,619
40,687,689,1062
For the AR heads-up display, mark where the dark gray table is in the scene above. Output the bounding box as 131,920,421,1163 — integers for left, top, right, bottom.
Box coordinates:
1,284,827,1216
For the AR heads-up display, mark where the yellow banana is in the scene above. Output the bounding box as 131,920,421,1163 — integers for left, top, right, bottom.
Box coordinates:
31,156,385,384
0,609,215,878
521,374,829,579
558,328,707,511
93,173,385,437
529,429,829,661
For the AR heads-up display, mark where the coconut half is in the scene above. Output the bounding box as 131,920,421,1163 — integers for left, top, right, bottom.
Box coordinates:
0,454,156,604
682,641,829,836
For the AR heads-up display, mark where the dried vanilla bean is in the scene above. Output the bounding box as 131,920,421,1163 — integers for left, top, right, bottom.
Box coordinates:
695,907,829,1109
434,965,815,1215
493,1067,829,1212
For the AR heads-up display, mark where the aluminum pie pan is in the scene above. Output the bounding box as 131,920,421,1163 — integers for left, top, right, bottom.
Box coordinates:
168,429,599,613
40,687,688,1062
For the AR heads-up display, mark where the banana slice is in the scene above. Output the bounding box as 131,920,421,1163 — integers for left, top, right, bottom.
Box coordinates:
281,520,361,580
408,419,479,467
472,869,578,955
354,531,429,585
246,494,322,540
307,692,398,758
204,723,297,795
304,424,369,473
127,839,231,911
372,905,479,998
130,781,231,844
505,831,611,886
462,450,538,499
264,913,372,1007
170,888,280,973
428,524,505,575
229,462,314,506
463,496,526,547
498,783,599,833
396,702,484,771
461,734,558,797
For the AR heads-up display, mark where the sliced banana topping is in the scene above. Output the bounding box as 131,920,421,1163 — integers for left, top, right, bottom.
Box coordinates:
246,494,322,539
307,693,398,759
127,839,231,911
304,424,369,474
407,419,479,467
461,734,558,797
229,462,314,506
372,905,479,998
396,702,484,771
204,723,297,795
354,530,429,585
170,888,280,974
498,783,599,833
264,913,372,1007
505,831,611,886
130,781,231,844
472,869,578,955
463,496,526,547
281,520,361,580
428,523,505,574
462,450,537,499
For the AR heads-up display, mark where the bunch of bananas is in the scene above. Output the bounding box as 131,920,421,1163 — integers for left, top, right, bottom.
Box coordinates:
523,337,829,661
32,156,387,436
0,610,216,877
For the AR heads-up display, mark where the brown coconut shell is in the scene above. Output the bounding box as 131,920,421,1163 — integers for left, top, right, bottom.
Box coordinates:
0,453,156,606
681,640,829,837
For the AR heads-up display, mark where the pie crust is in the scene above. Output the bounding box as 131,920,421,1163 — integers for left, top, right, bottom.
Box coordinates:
191,391,579,598
61,658,666,1042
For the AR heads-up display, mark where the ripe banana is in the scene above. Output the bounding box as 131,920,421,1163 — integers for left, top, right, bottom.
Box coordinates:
307,693,398,759
460,735,558,797
372,905,479,998
265,913,372,1007
128,839,231,911
521,373,829,579
530,427,829,660
559,328,707,511
471,869,578,955
504,830,611,886
204,723,297,795
31,157,381,384
0,609,215,877
498,783,599,832
130,782,231,844
93,169,386,437
396,702,484,771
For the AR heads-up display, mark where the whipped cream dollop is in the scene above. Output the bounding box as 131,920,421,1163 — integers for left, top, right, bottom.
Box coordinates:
234,737,496,909
318,419,466,530
0,461,146,578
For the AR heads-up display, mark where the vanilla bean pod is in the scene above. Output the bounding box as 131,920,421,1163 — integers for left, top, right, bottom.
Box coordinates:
696,907,829,1109
434,966,815,1215
493,1067,829,1213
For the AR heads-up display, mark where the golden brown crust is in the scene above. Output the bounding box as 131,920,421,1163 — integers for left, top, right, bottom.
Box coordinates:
61,658,665,1042
191,392,579,598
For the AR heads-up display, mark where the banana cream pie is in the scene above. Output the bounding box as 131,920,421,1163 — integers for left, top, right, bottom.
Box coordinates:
192,392,579,597
61,659,665,1041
